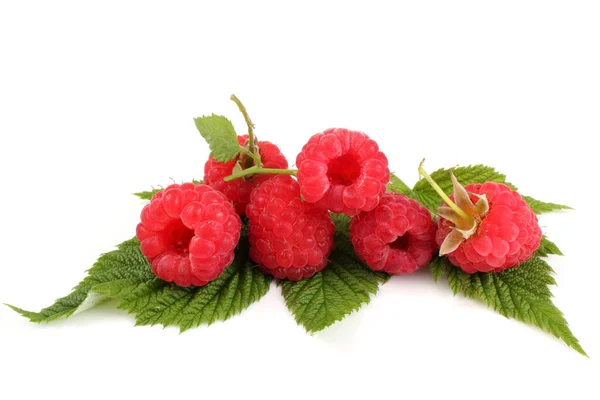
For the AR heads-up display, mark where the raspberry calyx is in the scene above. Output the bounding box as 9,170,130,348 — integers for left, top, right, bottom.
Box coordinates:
418,161,488,255
419,161,542,273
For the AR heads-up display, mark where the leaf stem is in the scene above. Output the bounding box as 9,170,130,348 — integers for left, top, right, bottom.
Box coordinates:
230,94,256,151
224,167,298,182
418,160,471,221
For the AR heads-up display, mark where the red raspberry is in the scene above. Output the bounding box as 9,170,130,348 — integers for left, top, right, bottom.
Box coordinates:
436,182,542,273
350,193,437,274
204,135,288,215
136,183,242,287
296,128,390,216
246,175,335,280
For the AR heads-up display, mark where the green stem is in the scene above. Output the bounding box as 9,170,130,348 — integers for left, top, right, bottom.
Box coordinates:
224,167,297,182
230,94,256,152
418,160,471,221
239,146,260,165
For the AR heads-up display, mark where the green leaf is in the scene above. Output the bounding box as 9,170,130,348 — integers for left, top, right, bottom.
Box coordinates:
429,256,451,283
522,195,573,214
331,213,351,235
412,165,515,212
536,236,564,257
134,180,203,201
7,238,153,322
280,233,389,333
411,165,570,216
413,164,513,192
387,173,414,197
109,238,271,331
8,237,272,331
194,114,240,162
443,257,586,356
134,188,163,200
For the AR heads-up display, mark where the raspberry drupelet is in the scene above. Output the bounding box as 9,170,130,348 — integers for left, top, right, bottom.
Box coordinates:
246,175,335,280
204,135,288,215
136,183,241,286
350,193,437,274
296,128,390,216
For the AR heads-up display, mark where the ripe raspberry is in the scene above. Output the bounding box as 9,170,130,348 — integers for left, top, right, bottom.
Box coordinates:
136,183,241,287
296,128,390,216
350,193,437,274
436,181,542,273
204,135,288,215
246,175,335,280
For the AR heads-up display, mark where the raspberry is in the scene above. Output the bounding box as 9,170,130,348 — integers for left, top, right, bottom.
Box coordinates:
204,135,288,215
436,182,542,273
296,128,390,216
350,193,437,274
136,183,241,287
246,175,335,280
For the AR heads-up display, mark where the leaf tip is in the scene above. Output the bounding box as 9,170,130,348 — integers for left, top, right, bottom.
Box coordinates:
304,326,320,335
568,340,588,357
5,303,40,322
4,303,20,312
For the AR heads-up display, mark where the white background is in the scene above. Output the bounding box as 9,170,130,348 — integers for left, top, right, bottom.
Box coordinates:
1,1,598,399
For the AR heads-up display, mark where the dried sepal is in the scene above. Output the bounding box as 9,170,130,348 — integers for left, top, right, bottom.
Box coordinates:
437,173,490,255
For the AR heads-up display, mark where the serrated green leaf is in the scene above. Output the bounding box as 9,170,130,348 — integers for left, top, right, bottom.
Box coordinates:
194,114,240,162
387,173,414,197
413,164,513,192
412,165,515,212
9,237,272,331
536,236,564,257
429,256,451,283
280,233,389,333
7,238,153,322
114,238,271,331
522,195,573,214
412,165,570,216
134,180,203,200
331,213,351,235
444,257,586,356
134,188,163,200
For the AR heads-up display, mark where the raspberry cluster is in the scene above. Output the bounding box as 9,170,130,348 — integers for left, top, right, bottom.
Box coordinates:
135,98,543,286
